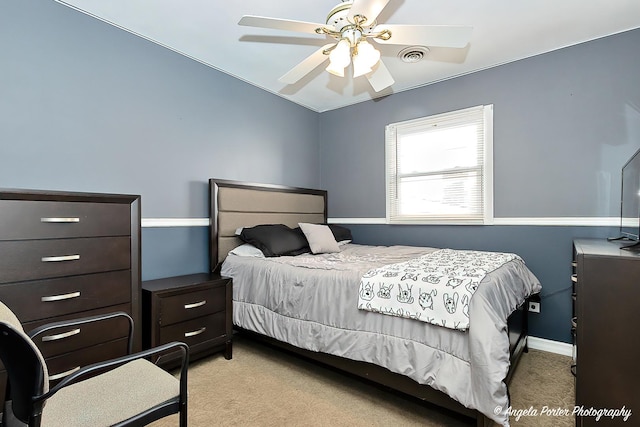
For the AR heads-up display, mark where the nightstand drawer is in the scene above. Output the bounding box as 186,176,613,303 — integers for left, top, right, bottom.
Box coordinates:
159,312,226,346
159,286,226,326
0,199,130,240
0,237,130,283
1,271,131,323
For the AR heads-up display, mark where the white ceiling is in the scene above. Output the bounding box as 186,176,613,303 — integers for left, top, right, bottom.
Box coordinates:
54,0,640,112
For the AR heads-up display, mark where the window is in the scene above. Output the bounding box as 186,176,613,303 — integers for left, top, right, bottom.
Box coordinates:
386,105,493,224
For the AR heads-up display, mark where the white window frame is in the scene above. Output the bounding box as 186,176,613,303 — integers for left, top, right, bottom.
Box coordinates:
385,105,494,225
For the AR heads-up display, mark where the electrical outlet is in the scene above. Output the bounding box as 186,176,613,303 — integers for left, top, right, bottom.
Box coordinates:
528,301,540,313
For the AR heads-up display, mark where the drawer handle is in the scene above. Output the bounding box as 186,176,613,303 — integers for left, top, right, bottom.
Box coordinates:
40,217,80,223
41,291,81,302
571,261,577,268
49,366,81,381
571,274,577,283
41,254,80,262
571,317,577,328
184,327,206,338
184,300,207,309
42,328,81,342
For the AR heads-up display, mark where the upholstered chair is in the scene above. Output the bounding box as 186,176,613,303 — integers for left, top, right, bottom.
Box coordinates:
0,301,188,426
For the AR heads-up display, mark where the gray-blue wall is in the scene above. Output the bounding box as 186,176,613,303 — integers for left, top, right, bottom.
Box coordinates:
2,0,639,343
1,0,320,279
319,29,640,218
319,29,640,343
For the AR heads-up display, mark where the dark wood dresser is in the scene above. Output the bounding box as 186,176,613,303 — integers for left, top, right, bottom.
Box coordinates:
142,273,232,368
0,188,141,404
572,238,639,426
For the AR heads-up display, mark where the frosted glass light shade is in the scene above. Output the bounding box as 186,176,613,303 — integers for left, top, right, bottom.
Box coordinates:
352,40,380,78
352,55,372,77
326,39,351,77
358,41,380,68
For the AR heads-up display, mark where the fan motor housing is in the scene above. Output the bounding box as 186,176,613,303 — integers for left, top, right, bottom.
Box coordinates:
327,1,359,31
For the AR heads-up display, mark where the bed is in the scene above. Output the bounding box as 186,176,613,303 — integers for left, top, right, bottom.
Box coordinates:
208,178,541,427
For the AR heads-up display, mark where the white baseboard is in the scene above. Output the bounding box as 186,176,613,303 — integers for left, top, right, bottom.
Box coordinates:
527,336,573,356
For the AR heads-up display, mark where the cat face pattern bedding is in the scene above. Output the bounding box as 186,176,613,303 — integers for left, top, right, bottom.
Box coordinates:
358,249,522,331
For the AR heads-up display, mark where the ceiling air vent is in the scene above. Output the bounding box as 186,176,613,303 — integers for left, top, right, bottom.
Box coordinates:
398,46,430,63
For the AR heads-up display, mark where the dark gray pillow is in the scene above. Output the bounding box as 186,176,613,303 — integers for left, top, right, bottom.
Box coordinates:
327,224,353,242
239,224,309,257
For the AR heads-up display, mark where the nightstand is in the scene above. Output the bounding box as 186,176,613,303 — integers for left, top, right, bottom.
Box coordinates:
142,273,232,368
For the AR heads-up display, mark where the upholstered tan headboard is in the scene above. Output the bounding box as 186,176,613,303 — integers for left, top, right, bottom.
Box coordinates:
209,179,327,272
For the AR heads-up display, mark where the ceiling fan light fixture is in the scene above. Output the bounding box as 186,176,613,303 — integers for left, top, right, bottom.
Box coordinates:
352,59,372,78
357,40,380,68
326,39,351,77
326,62,346,77
352,41,380,78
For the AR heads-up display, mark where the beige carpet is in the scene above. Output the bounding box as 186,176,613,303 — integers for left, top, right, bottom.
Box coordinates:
150,335,574,427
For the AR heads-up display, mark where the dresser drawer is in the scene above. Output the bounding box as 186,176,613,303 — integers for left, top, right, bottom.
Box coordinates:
159,286,226,326
159,312,226,345
0,200,130,240
31,313,131,359
0,237,130,283
46,338,129,384
1,271,131,323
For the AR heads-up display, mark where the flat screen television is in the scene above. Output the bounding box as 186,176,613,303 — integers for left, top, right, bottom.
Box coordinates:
618,148,640,249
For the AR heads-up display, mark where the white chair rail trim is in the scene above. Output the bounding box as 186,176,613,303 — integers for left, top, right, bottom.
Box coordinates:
327,217,619,226
140,217,618,227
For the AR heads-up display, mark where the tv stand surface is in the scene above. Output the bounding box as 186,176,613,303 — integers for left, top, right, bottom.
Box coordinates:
607,235,634,242
621,240,640,251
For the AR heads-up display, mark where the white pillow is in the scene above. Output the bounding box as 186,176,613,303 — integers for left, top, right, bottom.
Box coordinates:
229,243,265,258
298,223,340,254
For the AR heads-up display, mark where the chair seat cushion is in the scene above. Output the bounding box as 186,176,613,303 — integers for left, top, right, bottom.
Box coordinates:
41,358,180,427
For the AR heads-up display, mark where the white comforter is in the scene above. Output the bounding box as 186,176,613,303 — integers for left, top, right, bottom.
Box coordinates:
221,244,541,426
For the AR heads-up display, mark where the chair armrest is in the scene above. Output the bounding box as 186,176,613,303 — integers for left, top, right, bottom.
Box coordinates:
28,311,135,354
33,341,190,404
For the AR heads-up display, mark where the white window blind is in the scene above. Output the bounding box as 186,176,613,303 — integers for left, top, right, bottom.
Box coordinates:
386,105,493,224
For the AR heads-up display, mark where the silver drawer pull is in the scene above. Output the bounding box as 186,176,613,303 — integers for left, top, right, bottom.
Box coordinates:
41,291,81,302
49,366,80,381
184,300,207,309
571,274,577,283
41,254,80,262
40,217,80,223
184,327,206,338
571,261,577,268
42,328,81,342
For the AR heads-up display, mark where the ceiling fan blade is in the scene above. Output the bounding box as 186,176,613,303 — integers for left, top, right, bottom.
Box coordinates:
373,24,473,48
366,59,394,92
279,44,334,85
239,15,324,34
348,0,391,26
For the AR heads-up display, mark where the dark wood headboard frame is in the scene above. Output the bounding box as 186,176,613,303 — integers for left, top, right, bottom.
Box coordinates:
208,178,327,273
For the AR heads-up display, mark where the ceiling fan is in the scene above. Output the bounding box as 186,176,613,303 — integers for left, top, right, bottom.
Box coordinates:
239,0,473,92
